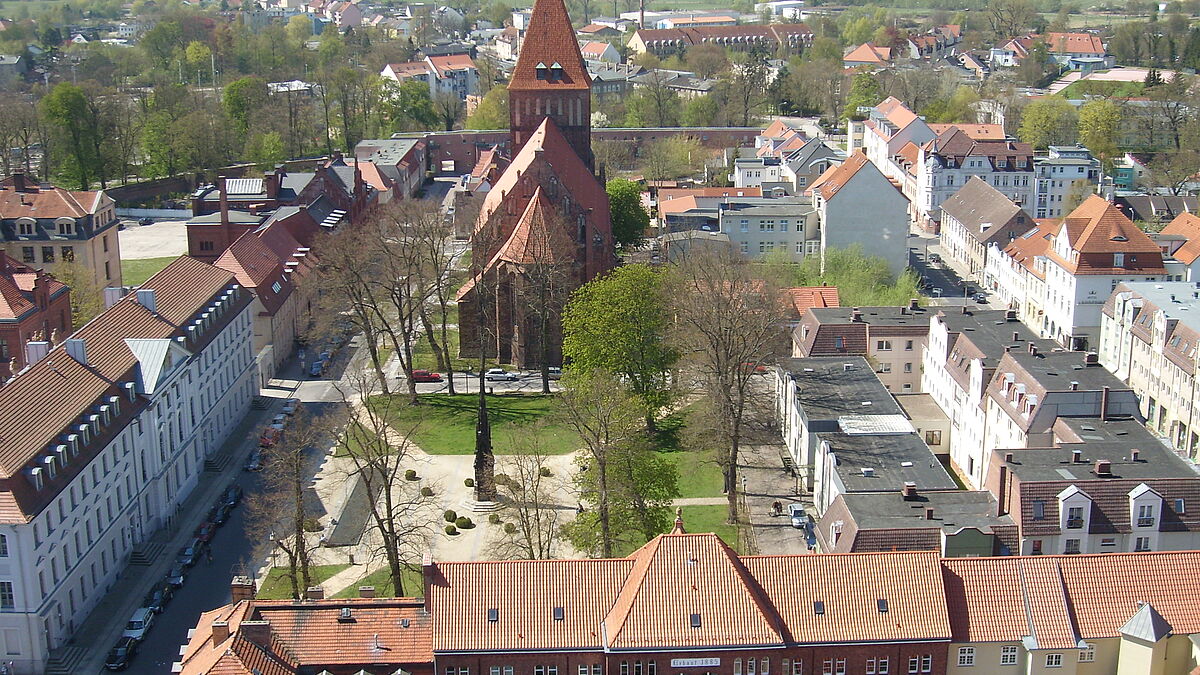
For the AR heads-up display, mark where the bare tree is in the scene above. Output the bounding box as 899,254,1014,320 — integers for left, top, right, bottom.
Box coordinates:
413,202,464,395
490,431,566,559
331,371,433,595
518,205,577,393
432,92,464,131
665,245,787,523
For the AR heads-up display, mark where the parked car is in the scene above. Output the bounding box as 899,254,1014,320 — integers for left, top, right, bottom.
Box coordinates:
973,292,988,304
138,217,153,226
176,539,205,567
546,367,562,380
243,451,263,472
309,359,326,377
788,503,806,529
928,253,941,265
208,502,233,526
122,608,155,641
281,398,300,415
411,369,443,383
142,586,172,614
485,368,519,381
194,521,217,543
105,636,140,670
222,484,243,507
258,427,281,448
166,565,186,588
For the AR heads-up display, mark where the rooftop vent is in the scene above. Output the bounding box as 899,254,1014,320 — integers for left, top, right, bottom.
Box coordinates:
862,467,875,477
338,607,354,623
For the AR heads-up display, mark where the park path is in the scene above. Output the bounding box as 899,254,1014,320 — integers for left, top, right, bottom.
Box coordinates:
672,497,727,505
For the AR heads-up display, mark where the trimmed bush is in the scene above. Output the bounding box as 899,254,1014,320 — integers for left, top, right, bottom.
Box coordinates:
445,524,458,535
444,510,457,523
464,478,475,487
302,517,323,532
404,469,418,481
456,516,475,529
503,523,517,534
539,466,552,477
420,486,434,497
494,473,510,486
488,513,502,524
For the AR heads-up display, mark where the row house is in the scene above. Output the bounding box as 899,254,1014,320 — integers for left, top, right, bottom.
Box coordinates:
626,23,814,58
987,417,1200,556
855,97,935,186
1032,144,1101,219
921,308,1057,489
0,172,121,290
0,251,71,379
911,128,1035,232
983,221,1052,329
179,544,1200,675
792,303,930,393
938,176,1033,282
1100,281,1200,456
810,151,911,277
354,138,429,201
0,256,254,673
381,54,481,101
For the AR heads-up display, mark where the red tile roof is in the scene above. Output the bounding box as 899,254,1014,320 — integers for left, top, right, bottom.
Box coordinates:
811,151,884,201
1045,195,1165,274
783,286,840,318
1047,32,1105,55
659,187,762,201
1160,212,1200,264
927,123,1006,140
214,232,292,316
843,42,891,65
509,0,590,91
493,187,577,266
0,179,108,219
429,53,478,77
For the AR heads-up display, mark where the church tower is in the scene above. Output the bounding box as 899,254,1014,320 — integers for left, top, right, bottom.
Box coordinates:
507,0,593,170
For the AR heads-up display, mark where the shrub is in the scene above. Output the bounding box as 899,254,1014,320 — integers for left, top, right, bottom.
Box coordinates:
445,524,458,535
444,510,457,523
420,486,434,497
488,513,502,524
539,466,552,477
456,516,475,529
404,469,418,481
494,473,510,485
464,478,475,487
302,517,322,532
503,523,517,534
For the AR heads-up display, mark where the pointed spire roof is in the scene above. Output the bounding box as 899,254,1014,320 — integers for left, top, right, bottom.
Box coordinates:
494,187,576,266
1120,602,1173,643
509,0,590,91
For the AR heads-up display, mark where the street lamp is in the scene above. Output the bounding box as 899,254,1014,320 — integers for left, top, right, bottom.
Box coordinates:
268,532,278,567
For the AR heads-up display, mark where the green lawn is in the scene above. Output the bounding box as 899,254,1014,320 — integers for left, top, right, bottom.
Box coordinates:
331,566,425,598
1059,79,1145,99
257,564,351,600
121,256,177,286
681,504,742,553
371,393,581,455
650,408,725,499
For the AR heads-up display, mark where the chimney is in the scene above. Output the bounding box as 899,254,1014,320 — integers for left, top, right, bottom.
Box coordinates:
1005,309,1018,321
423,552,436,612
1005,452,1014,463
1084,352,1099,366
1028,343,1038,356
1072,449,1082,463
306,586,325,600
925,507,935,520
902,482,917,499
265,169,280,199
909,298,920,311
210,621,230,646
358,586,376,598
218,175,230,225
997,464,1008,516
12,171,25,192
230,575,257,602
239,620,271,646
1069,381,1079,391
1100,386,1110,420
135,288,158,314
65,338,88,366
103,286,129,309
1013,331,1020,342
1131,449,1140,462
24,340,49,366
851,307,862,322
1095,459,1112,476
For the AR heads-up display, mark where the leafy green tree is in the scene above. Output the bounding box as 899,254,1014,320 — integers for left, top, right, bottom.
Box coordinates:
563,264,678,430
286,14,313,45
466,85,508,130
681,94,720,127
223,75,270,134
624,76,679,127
920,87,979,123
245,130,286,169
605,179,650,250
1078,99,1121,165
1018,96,1079,150
380,79,438,131
40,83,97,190
685,43,727,79
776,244,921,307
139,20,183,69
842,71,883,120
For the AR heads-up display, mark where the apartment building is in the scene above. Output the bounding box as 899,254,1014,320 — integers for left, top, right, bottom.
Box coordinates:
0,251,71,379
0,256,254,673
793,303,930,392
938,177,1033,281
0,173,121,289
1100,281,1200,456
1033,144,1101,219
810,151,911,277
984,221,1052,329
731,157,782,189
717,198,818,261
912,128,1035,231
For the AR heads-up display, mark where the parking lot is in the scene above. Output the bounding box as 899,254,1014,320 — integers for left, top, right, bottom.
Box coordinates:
117,219,189,259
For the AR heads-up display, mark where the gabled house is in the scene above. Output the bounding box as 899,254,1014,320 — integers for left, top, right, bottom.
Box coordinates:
939,177,1033,280
843,42,891,68
810,151,910,276
579,40,619,63
0,251,71,379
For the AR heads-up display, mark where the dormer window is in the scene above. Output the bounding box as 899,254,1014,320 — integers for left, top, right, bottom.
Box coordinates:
550,61,563,79
17,219,34,236
1137,503,1155,528
535,62,548,80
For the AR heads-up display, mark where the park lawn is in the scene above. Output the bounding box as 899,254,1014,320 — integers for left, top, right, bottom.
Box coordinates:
257,564,351,600
1059,79,1145,99
121,256,177,286
650,408,725,498
680,504,742,552
371,393,581,455
411,328,477,372
331,566,425,598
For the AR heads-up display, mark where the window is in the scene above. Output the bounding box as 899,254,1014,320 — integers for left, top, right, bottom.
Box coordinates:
57,221,73,235
17,221,33,236
822,660,832,675
792,660,803,675
1045,654,1062,668
958,647,975,667
1032,500,1045,520
741,242,749,253
103,235,109,253
1101,537,1116,547
0,340,5,361
41,246,54,263
903,362,912,373
548,667,557,675
21,246,33,263
1138,504,1155,527
200,241,215,251
879,363,891,373
104,261,111,280
834,659,844,675
748,658,756,675
877,658,888,675
866,659,876,675
905,340,914,350
0,535,6,557
877,340,892,351
834,337,844,350
740,220,749,232
782,660,788,675
1000,645,1018,665
1135,536,1151,552
907,657,918,674
1079,643,1094,662
1064,539,1080,554
535,667,544,675
0,582,12,609
1176,498,1187,514
494,667,503,675
918,656,930,673
735,659,742,675
761,659,768,675
61,246,74,262
1066,506,1084,529
1114,253,1124,267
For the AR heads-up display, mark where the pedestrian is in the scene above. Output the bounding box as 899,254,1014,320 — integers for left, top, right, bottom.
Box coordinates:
772,501,783,517
206,548,213,564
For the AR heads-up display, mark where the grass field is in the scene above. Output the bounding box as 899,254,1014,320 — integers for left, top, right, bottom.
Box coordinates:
1059,79,1145,99
681,504,741,552
331,566,425,598
371,393,581,455
121,256,177,286
650,408,725,498
257,564,351,600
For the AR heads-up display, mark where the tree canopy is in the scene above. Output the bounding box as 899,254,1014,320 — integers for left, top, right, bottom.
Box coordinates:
605,179,650,250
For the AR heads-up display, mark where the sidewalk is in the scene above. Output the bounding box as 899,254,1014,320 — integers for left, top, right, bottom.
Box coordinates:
54,376,298,675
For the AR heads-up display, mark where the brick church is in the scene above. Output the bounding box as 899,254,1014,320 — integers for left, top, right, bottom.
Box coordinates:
456,0,615,368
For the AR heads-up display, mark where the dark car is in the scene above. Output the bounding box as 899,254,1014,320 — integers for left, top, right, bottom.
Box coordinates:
208,502,233,526
243,451,263,472
176,539,205,567
222,484,243,507
105,636,139,670
138,217,153,226
973,292,988,304
143,586,172,614
166,564,186,588
194,521,217,543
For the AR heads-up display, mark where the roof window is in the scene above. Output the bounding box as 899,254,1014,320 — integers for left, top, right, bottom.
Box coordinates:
813,600,825,615
689,613,701,628
877,599,888,613
487,608,499,622
553,606,564,621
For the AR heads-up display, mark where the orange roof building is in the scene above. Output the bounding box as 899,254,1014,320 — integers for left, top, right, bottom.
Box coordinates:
0,250,71,378
843,42,892,67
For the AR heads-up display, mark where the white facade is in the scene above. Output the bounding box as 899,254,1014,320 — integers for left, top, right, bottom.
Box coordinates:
1033,146,1101,219
0,279,254,674
732,158,782,188
914,151,1035,228
921,315,992,488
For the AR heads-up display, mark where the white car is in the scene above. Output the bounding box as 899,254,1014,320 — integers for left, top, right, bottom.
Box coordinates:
281,398,300,415
122,608,155,641
788,503,806,529
485,368,519,382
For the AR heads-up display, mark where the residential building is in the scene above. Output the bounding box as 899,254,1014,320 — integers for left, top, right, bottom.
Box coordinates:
660,230,732,263
1117,194,1197,228
988,35,1037,67
0,54,26,88
732,157,782,188
354,138,429,200
810,151,911,277
1037,196,1166,350
816,489,1016,556
717,198,817,261
938,177,1033,281
0,251,71,379
626,23,814,58
0,256,254,673
0,173,121,289
579,40,619,63
779,138,843,194
657,14,737,29
781,285,840,325
576,22,621,38
1157,213,1200,281
381,54,481,100
984,222,1052,329
857,97,936,184
921,308,1055,489
1100,281,1200,456
1045,31,1111,66
587,62,643,101
912,128,1035,231
987,418,1200,556
793,303,930,393
843,42,892,68
1033,144,1101,219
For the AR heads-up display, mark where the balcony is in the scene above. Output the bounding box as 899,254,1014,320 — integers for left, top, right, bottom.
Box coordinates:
1066,518,1084,529
1137,517,1156,528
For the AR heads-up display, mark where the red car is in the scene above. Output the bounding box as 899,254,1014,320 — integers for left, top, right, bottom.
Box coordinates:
259,426,282,448
411,369,444,383
194,522,216,543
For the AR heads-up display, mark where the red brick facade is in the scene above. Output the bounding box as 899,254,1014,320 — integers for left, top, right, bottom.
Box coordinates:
0,251,71,378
